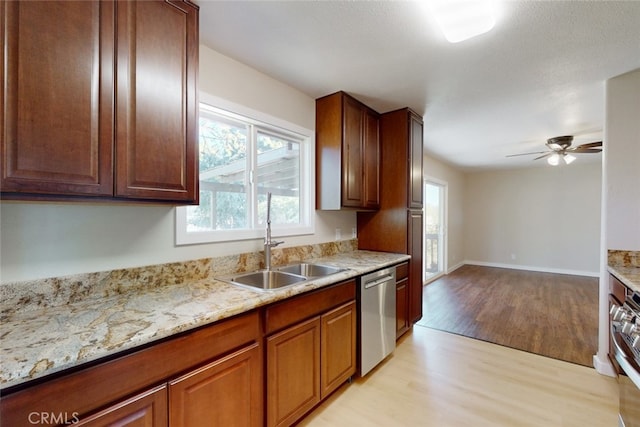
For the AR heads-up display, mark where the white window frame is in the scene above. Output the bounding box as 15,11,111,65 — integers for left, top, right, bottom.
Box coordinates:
176,93,315,245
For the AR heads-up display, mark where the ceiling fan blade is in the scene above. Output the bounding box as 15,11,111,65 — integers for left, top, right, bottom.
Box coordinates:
570,147,603,154
505,151,549,158
574,141,602,149
533,152,554,161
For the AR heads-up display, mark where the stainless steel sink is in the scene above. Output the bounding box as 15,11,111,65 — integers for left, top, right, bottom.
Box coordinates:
226,270,307,291
277,263,346,277
223,263,346,291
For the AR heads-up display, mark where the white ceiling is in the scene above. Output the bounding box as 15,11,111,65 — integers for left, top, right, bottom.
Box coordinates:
197,1,640,171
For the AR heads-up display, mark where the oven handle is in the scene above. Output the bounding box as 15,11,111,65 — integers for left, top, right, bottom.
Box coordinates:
612,328,640,388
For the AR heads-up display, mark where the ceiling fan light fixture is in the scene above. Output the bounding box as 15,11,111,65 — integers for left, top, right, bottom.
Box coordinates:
427,0,497,43
563,153,576,165
547,153,560,166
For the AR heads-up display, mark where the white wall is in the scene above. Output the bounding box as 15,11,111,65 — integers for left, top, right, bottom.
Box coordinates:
594,68,640,376
605,69,640,250
423,155,466,272
0,45,356,284
464,162,602,276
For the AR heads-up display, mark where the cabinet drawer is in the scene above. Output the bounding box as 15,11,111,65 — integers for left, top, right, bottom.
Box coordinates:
395,262,409,281
265,280,356,335
74,385,168,427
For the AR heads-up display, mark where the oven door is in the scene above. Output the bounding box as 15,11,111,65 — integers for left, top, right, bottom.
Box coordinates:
612,328,640,426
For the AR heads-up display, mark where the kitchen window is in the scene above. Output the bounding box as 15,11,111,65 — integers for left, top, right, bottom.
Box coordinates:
176,96,314,244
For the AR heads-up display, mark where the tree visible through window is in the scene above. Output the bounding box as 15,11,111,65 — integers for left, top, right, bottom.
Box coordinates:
180,103,308,243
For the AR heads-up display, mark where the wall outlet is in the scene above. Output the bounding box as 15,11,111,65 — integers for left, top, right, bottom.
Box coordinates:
335,228,342,240
511,253,516,260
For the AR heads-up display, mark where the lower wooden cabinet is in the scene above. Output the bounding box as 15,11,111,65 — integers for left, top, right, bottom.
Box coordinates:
0,312,261,427
76,343,262,427
169,343,262,427
395,262,410,339
266,300,357,427
75,385,168,427
1,282,358,427
408,211,424,323
267,317,321,427
265,281,357,427
321,302,357,398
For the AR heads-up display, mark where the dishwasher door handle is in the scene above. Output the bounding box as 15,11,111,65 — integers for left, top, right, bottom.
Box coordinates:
363,274,394,289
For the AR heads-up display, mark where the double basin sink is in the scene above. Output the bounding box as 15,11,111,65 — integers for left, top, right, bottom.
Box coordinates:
222,263,347,291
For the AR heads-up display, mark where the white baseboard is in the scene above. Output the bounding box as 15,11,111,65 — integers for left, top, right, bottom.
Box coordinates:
463,260,599,278
447,261,465,274
593,353,617,377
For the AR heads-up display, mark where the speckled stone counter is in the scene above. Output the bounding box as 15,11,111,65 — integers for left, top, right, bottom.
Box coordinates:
608,250,640,293
0,240,409,390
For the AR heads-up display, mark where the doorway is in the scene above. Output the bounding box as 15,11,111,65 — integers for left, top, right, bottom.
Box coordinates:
424,179,446,282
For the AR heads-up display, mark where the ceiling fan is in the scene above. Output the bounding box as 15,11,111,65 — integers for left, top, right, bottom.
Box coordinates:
507,135,602,165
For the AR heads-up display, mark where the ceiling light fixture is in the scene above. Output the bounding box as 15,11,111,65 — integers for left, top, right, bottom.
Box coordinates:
427,0,497,43
563,154,576,165
547,153,577,166
547,153,560,166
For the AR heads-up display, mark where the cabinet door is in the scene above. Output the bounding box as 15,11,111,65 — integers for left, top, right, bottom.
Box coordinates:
341,95,364,208
115,0,198,202
169,343,262,427
395,262,410,338
75,385,167,427
408,112,424,209
396,277,410,338
408,210,424,323
321,301,356,399
267,317,321,427
1,1,114,196
363,109,380,209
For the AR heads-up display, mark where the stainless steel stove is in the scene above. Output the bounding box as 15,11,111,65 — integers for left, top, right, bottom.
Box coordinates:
610,290,640,426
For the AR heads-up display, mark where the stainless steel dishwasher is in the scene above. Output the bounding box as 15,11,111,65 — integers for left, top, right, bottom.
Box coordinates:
360,267,396,376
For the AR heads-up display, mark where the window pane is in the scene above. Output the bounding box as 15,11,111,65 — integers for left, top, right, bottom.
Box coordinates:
256,131,301,226
177,101,313,245
187,113,249,231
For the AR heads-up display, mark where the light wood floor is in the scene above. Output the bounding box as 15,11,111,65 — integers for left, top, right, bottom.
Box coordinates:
417,265,599,366
299,326,619,427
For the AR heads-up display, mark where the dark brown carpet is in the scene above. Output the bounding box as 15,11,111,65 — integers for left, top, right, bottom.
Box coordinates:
416,264,599,367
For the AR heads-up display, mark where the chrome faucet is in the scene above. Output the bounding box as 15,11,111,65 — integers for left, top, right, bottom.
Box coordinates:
265,192,284,270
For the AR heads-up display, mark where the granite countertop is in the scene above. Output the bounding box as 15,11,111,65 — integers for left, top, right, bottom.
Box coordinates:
608,250,640,293
608,265,640,293
0,249,409,390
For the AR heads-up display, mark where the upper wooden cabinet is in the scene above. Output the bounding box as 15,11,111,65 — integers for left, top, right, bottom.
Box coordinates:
1,0,199,204
1,1,115,197
114,0,198,202
316,91,380,210
408,112,424,209
379,108,423,210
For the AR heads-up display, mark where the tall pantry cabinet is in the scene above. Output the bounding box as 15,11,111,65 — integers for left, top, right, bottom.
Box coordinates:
357,108,424,336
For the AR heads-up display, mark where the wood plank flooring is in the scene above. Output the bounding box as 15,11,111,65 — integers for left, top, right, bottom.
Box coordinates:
299,326,619,427
416,265,599,366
